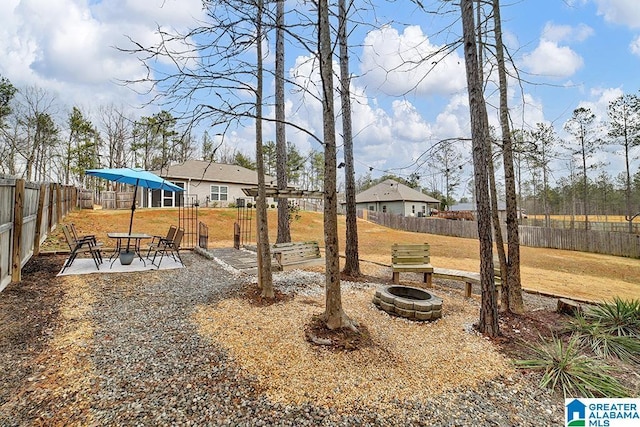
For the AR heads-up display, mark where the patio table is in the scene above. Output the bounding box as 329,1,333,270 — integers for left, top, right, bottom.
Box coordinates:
107,233,152,267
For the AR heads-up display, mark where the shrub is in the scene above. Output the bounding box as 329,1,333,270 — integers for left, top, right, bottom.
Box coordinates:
567,312,640,364
515,334,628,398
584,297,640,338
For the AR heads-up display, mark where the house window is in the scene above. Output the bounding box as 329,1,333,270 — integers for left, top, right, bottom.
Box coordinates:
151,181,184,207
422,206,426,214
412,205,415,213
382,205,387,213
210,185,228,201
368,205,375,211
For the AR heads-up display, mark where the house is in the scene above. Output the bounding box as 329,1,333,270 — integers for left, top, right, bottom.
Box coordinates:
347,179,440,217
146,160,277,208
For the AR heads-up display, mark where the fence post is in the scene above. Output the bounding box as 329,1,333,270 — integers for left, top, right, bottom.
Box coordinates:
48,184,54,230
11,179,25,283
56,184,62,222
33,183,47,256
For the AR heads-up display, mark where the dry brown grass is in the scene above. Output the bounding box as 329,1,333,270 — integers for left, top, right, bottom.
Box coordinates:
45,207,640,303
528,214,634,223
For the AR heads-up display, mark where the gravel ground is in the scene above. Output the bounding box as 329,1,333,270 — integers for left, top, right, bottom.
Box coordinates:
0,252,564,426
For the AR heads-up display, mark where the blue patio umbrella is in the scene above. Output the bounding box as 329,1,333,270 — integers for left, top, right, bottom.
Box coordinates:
85,167,184,252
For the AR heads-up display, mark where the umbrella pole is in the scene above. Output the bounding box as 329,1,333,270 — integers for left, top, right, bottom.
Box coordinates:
126,181,139,252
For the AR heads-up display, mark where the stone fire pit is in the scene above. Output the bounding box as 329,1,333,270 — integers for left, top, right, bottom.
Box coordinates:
373,285,443,321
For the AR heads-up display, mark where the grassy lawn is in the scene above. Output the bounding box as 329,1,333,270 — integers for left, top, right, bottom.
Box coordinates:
44,207,640,303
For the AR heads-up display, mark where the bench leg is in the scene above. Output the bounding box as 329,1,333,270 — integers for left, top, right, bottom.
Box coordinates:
392,272,399,284
424,272,432,287
464,282,472,298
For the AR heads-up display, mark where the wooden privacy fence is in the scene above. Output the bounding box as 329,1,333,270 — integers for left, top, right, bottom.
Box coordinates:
518,226,640,258
0,177,77,291
363,210,640,259
78,190,134,210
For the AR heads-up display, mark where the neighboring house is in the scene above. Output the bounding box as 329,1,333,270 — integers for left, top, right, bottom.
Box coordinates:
347,179,440,217
146,160,277,208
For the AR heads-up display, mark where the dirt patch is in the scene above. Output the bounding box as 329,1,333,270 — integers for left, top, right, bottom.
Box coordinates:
304,315,374,352
493,310,568,359
0,255,66,405
242,284,295,306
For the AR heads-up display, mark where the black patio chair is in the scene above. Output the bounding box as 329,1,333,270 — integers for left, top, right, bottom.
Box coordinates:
150,227,184,269
61,224,103,273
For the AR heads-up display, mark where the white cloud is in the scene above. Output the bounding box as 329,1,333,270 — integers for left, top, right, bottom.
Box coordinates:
594,0,640,29
521,40,584,78
579,86,624,119
0,0,205,116
391,100,433,142
520,22,592,79
630,35,640,56
359,25,466,97
434,94,469,138
542,22,594,43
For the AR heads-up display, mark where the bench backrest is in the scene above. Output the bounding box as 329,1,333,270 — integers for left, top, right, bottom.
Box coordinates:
274,241,320,264
392,243,430,265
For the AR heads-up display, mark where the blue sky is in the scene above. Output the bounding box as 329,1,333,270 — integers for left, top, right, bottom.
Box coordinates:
1,0,638,196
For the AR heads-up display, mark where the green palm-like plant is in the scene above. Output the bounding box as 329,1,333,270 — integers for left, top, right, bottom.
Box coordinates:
515,335,628,398
568,311,640,364
585,298,640,338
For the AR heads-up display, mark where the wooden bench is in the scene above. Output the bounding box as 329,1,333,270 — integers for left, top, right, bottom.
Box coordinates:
272,241,323,271
433,267,502,300
391,243,434,287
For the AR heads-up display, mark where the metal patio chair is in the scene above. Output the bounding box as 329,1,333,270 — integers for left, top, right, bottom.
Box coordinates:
146,225,177,258
61,224,103,273
70,223,102,248
150,227,184,269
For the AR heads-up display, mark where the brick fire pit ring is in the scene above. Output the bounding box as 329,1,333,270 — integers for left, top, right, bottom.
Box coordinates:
373,285,443,321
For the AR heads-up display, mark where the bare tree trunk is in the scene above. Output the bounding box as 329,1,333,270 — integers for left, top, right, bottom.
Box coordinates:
338,0,361,277
461,0,499,337
255,0,273,298
476,0,508,311
318,0,355,330
581,134,589,231
275,0,290,244
492,0,524,314
625,138,633,232
488,144,509,310
543,159,550,228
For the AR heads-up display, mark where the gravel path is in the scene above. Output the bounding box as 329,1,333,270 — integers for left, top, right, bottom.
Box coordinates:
0,253,564,426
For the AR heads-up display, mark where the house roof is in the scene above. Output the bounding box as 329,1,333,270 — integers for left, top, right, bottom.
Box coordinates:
152,160,275,186
354,179,440,204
